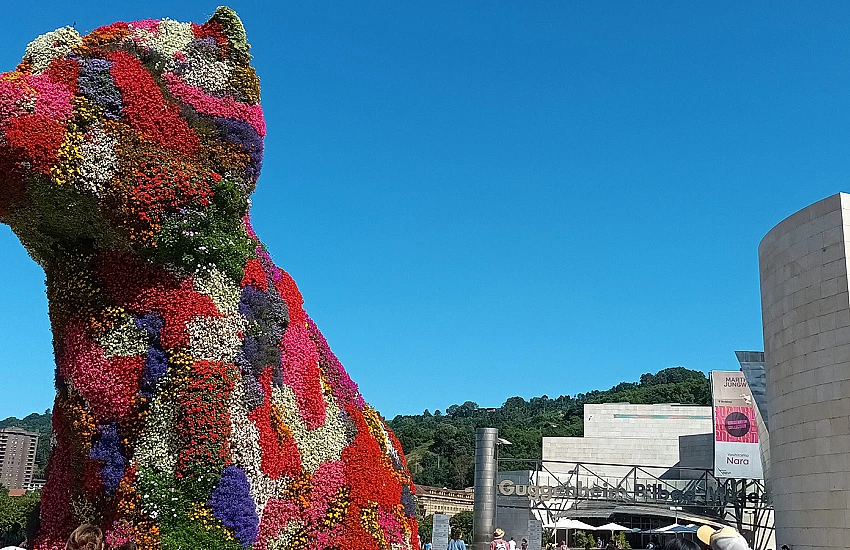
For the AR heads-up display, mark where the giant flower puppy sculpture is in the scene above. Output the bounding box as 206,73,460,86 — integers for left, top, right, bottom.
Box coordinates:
0,8,418,550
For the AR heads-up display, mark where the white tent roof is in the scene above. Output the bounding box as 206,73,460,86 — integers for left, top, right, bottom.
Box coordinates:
543,519,598,530
596,522,630,531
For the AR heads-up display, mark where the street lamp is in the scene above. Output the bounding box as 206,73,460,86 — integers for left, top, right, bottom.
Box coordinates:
669,506,683,525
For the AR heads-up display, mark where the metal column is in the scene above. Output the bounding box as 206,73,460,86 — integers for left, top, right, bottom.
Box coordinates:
473,427,499,550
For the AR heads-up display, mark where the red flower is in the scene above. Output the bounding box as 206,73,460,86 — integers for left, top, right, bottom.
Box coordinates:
241,258,268,291
274,268,306,327
98,253,221,348
3,113,65,174
248,367,302,479
108,50,199,156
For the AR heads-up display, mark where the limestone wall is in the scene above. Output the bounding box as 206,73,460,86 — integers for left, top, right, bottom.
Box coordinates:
759,193,850,549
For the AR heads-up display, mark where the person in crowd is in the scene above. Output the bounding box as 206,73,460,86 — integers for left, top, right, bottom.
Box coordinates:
448,528,467,550
605,540,615,549
425,540,432,550
491,528,508,550
521,538,528,550
65,524,104,550
662,540,701,550
508,537,517,550
780,546,790,550
557,540,567,550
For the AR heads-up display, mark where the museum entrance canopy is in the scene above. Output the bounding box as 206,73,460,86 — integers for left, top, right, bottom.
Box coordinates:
494,459,767,526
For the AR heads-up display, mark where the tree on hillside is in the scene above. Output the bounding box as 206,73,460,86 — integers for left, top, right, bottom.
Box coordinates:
389,367,711,490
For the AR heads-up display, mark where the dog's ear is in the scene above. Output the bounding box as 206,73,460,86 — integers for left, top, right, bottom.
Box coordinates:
194,7,260,106
21,26,82,74
203,7,252,67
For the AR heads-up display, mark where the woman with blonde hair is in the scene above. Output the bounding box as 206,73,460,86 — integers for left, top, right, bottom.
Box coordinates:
66,525,103,550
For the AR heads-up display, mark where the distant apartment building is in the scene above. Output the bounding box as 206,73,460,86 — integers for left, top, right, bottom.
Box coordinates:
0,427,39,490
416,485,474,517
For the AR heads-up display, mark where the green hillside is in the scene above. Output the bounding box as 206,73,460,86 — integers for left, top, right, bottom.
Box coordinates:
388,367,710,490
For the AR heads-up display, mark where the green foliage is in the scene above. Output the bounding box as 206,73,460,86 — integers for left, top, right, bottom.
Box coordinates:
0,411,52,479
450,510,473,541
388,367,710,490
418,514,433,543
0,486,40,546
613,531,631,549
573,530,596,548
159,521,243,550
147,177,254,281
7,175,120,265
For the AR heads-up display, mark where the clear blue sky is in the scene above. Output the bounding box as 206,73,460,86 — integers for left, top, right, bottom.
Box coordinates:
1,1,848,420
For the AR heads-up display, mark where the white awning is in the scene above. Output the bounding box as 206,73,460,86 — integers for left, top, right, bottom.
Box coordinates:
596,522,630,531
543,519,598,530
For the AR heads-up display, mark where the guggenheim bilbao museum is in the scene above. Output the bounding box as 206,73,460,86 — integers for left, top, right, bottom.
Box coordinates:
758,193,850,550
466,194,850,550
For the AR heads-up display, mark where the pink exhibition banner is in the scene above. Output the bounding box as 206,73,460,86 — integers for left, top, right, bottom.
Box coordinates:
710,371,764,479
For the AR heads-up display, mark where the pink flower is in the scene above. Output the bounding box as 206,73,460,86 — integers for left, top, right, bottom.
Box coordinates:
164,72,266,137
129,19,161,34
280,324,327,430
57,323,143,423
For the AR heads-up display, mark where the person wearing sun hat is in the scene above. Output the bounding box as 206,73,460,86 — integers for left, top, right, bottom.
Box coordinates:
490,528,508,550
696,525,751,550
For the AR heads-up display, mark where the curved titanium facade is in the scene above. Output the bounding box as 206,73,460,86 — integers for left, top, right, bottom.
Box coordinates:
759,193,850,549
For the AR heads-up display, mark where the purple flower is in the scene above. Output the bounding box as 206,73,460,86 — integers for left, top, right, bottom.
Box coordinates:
238,286,288,376
90,423,126,494
78,58,122,120
135,313,167,397
135,312,164,342
213,117,264,181
208,465,259,547
401,485,417,517
240,371,264,410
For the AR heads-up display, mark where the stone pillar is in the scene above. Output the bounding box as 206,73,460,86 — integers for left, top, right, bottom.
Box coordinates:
473,427,499,550
759,193,850,550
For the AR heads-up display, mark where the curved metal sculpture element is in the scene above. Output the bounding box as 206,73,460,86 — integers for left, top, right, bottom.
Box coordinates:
0,8,418,550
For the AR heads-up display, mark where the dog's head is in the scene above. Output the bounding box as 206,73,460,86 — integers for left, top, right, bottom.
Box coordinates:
0,7,263,272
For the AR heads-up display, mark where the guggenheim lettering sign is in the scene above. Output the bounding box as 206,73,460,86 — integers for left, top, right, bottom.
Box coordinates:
497,479,764,507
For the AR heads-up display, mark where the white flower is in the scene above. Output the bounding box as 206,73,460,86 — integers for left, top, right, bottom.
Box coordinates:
187,314,246,364
272,385,352,473
131,19,194,61
179,57,233,96
228,377,288,517
97,314,148,358
77,124,118,197
194,268,242,315
134,389,179,475
23,27,82,73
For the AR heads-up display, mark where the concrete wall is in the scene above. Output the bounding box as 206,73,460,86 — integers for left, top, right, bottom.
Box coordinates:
543,403,712,478
678,433,714,470
759,193,850,550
